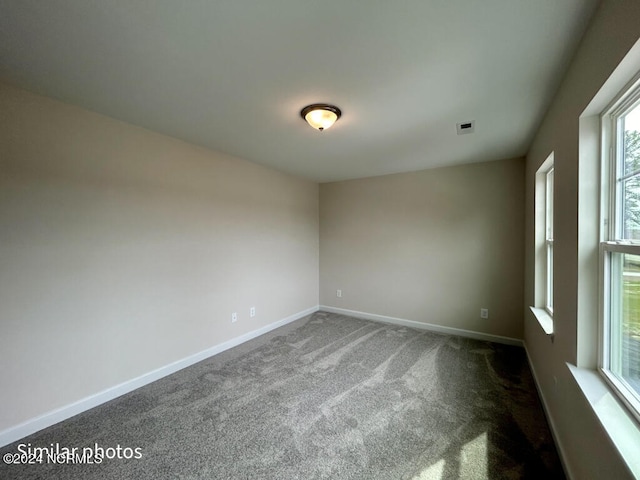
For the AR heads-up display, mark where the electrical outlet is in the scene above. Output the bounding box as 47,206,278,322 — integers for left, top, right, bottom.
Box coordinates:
480,308,489,319
232,312,238,323
337,289,342,298
250,307,256,317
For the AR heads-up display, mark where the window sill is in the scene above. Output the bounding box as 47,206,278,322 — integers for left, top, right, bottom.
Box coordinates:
530,306,554,336
567,364,640,478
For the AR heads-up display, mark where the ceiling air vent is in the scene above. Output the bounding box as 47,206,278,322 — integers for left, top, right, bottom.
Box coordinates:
456,121,475,135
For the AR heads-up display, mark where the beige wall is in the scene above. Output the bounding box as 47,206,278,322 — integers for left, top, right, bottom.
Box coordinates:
320,158,524,340
0,82,319,432
524,0,640,478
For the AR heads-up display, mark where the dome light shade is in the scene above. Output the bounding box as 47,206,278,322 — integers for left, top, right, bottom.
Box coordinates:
301,104,341,131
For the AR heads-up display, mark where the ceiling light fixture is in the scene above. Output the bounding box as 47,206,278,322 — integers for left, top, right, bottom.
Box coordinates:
300,104,341,131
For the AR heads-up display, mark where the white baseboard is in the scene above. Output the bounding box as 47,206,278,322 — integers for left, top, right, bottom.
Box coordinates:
0,305,319,448
523,343,573,480
320,305,523,346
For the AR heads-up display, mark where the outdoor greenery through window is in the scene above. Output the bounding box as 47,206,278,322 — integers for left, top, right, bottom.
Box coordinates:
602,85,640,420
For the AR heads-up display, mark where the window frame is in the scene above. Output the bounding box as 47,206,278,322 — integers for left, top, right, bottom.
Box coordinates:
600,81,640,424
530,154,555,336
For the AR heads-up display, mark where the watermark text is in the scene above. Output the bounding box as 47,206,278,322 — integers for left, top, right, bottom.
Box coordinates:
3,443,142,465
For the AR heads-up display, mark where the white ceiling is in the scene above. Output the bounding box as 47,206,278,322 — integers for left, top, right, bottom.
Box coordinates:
0,0,599,182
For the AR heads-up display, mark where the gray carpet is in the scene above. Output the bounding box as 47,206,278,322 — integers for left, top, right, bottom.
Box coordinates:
1,311,563,479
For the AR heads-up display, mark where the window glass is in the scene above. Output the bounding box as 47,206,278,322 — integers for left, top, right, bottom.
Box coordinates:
546,168,554,313
609,252,640,398
604,96,640,417
621,107,640,240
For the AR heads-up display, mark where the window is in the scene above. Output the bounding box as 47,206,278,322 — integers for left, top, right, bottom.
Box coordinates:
601,82,640,421
545,167,554,315
531,154,554,334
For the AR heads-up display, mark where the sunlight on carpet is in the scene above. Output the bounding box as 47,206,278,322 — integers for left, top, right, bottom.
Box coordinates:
412,459,445,479
413,431,488,480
